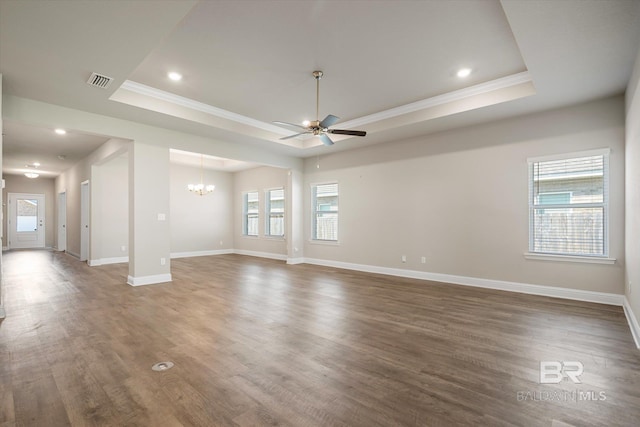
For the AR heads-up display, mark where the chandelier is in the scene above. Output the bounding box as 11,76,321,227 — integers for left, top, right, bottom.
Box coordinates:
188,155,215,196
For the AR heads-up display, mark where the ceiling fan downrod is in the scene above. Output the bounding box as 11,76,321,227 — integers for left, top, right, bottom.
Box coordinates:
313,70,323,125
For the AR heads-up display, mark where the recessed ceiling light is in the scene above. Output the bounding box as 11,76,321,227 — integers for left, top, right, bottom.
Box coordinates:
24,172,39,179
302,120,310,127
457,68,472,78
168,72,182,81
55,128,66,135
33,162,40,167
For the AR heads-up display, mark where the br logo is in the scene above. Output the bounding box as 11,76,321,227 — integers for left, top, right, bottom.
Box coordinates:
539,361,584,384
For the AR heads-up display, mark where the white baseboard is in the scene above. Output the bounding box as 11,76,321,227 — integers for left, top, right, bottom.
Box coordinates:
66,251,81,259
302,258,624,306
89,256,129,266
171,249,233,259
127,273,172,286
233,249,287,261
623,297,640,349
286,257,305,265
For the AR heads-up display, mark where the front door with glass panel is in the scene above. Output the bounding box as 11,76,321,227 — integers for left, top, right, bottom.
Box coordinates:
8,193,45,249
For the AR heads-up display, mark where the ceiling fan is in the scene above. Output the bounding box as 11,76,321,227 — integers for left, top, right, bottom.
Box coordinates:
274,71,366,146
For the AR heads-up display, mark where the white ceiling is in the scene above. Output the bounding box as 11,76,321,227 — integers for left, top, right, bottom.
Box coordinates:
2,121,110,178
1,0,639,176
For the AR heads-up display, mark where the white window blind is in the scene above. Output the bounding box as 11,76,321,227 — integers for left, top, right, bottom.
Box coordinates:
266,188,285,237
528,151,609,257
312,183,338,241
243,191,259,236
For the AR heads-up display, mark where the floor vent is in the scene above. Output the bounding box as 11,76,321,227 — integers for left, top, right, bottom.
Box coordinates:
86,72,114,89
151,361,174,372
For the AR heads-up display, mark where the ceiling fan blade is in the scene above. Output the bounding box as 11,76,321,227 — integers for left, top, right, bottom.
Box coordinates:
280,131,311,140
319,114,340,129
327,129,367,137
318,133,334,146
273,121,308,130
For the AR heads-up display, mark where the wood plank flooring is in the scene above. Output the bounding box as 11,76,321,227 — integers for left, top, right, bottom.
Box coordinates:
0,250,639,426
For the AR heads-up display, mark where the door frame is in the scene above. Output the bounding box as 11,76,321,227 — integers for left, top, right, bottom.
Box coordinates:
57,191,67,251
7,192,46,249
80,180,90,262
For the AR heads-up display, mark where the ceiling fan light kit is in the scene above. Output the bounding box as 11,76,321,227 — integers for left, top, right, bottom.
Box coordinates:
274,71,367,146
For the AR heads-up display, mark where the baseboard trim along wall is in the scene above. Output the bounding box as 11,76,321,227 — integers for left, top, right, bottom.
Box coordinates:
233,249,287,261
623,297,640,349
0,307,6,319
302,257,624,306
89,256,129,266
127,274,172,286
286,257,305,265
301,257,640,347
171,249,234,259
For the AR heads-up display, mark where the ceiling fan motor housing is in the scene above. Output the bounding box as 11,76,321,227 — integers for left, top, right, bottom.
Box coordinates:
275,70,366,146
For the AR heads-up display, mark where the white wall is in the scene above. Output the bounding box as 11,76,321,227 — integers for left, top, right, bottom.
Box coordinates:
233,166,288,257
0,74,4,318
91,153,129,263
170,163,233,255
625,44,640,331
304,96,625,294
55,138,129,258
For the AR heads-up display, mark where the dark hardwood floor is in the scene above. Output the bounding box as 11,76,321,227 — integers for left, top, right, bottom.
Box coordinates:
0,250,638,426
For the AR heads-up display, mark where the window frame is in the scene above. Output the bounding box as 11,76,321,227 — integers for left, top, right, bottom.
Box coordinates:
526,148,615,264
311,181,339,243
242,190,259,237
265,187,285,238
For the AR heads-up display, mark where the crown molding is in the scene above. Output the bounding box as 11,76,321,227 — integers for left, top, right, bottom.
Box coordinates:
119,80,291,136
338,71,533,129
119,71,533,148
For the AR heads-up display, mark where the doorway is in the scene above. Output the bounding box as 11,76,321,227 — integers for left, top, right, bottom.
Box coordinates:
8,193,46,249
58,191,67,251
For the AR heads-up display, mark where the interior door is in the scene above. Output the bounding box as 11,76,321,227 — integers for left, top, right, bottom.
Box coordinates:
8,193,45,249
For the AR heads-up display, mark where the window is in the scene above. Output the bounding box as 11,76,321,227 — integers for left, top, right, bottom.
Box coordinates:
528,150,609,257
266,188,285,237
243,191,259,236
16,199,38,232
312,183,338,241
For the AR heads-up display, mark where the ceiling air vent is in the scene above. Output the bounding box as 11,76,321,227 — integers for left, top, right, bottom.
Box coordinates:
86,72,113,89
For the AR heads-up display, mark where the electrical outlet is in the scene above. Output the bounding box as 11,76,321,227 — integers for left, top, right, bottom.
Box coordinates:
220,240,223,246
401,255,407,263
160,257,166,266
121,245,126,252
421,256,426,264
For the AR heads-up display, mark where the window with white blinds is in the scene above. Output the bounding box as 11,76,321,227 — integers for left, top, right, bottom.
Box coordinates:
312,183,338,241
528,150,609,257
243,191,259,236
265,188,285,237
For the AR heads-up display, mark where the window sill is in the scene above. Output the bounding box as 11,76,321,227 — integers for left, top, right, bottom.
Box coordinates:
524,252,616,265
